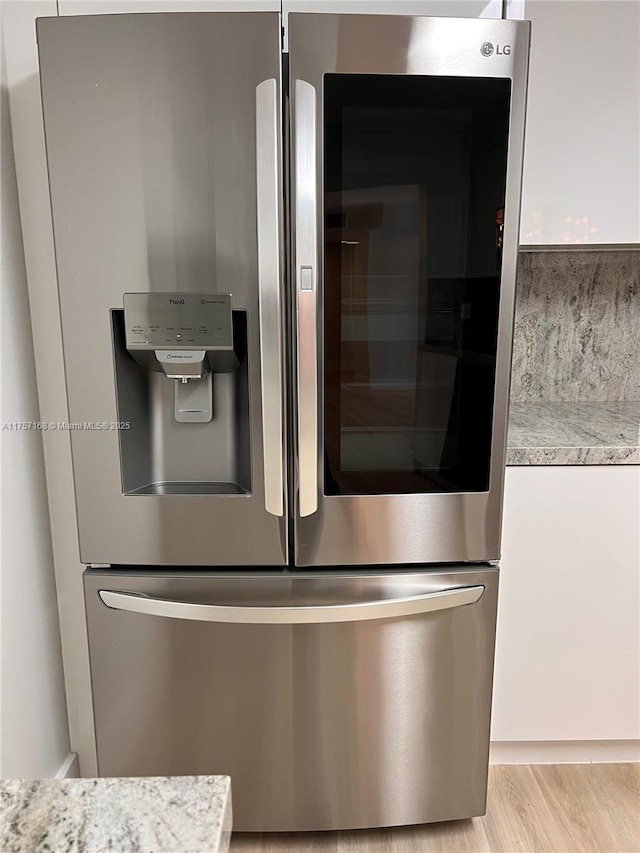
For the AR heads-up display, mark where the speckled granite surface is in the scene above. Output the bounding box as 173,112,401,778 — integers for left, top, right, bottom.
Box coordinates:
507,401,640,465
511,249,639,402
0,776,231,853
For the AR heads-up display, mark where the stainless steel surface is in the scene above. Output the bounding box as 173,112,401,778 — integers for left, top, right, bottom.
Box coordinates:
38,13,287,564
294,79,319,518
256,78,285,518
85,566,499,831
123,293,235,351
288,14,530,566
99,583,484,624
281,1,505,50
113,308,251,496
127,481,246,496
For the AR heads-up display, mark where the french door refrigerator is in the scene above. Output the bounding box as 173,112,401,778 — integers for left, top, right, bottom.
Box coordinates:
37,10,529,832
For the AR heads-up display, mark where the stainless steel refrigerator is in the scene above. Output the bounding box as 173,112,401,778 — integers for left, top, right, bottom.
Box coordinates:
37,10,529,832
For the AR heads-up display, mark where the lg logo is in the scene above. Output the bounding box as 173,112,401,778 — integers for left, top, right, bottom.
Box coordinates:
480,42,511,56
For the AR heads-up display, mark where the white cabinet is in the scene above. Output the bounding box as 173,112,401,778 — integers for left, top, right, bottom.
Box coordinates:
517,0,640,245
492,466,640,743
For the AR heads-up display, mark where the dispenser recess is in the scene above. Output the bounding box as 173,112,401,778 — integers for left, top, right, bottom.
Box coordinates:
114,293,249,497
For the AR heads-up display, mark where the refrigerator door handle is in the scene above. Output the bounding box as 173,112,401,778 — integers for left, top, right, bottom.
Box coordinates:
294,79,318,518
256,79,284,517
99,585,484,625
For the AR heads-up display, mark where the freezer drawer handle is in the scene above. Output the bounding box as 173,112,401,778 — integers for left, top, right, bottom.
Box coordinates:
294,79,318,518
256,78,285,517
98,585,484,625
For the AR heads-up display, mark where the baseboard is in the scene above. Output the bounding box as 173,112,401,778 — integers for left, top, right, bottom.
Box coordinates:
51,744,640,776
490,740,640,764
54,752,79,779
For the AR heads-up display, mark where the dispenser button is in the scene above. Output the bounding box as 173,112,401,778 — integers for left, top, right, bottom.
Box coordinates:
300,266,313,291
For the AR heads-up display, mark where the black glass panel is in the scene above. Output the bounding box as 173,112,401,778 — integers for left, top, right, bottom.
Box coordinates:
324,74,511,496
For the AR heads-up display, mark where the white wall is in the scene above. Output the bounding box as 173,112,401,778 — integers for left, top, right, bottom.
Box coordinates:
519,0,640,244
0,34,71,779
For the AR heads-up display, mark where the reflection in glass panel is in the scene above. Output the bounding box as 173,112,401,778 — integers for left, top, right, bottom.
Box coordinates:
324,74,511,495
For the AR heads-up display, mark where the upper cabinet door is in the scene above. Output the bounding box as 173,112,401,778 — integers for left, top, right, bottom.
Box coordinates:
518,0,640,245
38,13,288,566
289,14,530,567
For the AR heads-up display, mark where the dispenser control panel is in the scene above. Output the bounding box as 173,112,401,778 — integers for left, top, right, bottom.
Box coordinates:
124,293,234,350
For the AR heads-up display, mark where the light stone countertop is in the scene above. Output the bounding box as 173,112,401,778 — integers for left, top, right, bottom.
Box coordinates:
0,776,231,853
506,401,640,465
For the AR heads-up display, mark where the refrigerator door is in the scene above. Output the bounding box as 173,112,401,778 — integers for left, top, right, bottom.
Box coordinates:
84,566,498,831
37,13,287,565
289,15,530,566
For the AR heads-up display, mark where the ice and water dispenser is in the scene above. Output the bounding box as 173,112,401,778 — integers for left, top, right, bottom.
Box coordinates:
112,294,250,496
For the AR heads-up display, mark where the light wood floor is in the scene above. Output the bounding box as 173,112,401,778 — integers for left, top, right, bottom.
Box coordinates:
230,764,640,853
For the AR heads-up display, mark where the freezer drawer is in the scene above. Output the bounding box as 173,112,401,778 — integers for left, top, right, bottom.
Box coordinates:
84,567,498,832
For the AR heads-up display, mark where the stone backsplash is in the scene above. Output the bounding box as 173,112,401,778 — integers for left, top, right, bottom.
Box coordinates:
510,248,640,402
